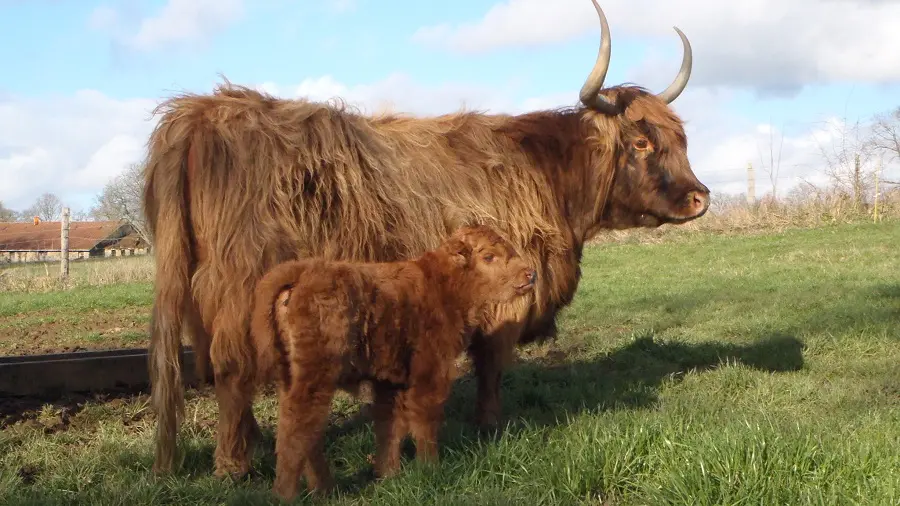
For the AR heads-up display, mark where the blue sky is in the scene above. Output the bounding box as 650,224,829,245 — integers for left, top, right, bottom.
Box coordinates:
1,0,667,99
1,0,899,213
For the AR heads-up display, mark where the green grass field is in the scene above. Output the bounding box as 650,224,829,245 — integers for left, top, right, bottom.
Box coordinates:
1,222,898,505
0,255,153,355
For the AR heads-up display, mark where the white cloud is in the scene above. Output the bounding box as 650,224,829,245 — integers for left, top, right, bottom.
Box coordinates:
691,114,900,199
74,134,147,191
0,91,156,211
697,123,832,196
413,0,594,52
413,0,900,93
288,73,530,116
255,81,281,96
90,0,244,52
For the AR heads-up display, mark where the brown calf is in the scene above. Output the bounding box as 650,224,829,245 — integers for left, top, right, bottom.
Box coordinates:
250,225,537,500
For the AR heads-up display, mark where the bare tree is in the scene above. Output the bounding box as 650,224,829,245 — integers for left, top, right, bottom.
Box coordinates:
756,121,785,200
90,162,150,245
814,117,876,210
709,191,747,212
870,107,900,188
25,192,64,221
71,208,92,221
0,201,18,222
870,106,900,163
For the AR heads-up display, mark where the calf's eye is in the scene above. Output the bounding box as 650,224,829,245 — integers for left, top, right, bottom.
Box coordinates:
633,139,649,150
483,254,495,263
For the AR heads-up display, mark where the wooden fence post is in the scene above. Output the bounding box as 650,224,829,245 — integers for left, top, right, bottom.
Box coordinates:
873,155,882,224
60,207,70,280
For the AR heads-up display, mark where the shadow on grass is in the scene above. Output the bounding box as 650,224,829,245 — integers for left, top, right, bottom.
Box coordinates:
873,283,900,300
613,282,900,341
210,279,893,498
459,332,805,428
168,331,805,499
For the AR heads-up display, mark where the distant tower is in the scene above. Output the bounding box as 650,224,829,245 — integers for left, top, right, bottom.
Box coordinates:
746,162,756,205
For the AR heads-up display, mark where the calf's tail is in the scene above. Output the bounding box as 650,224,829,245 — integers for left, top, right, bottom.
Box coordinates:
250,260,311,386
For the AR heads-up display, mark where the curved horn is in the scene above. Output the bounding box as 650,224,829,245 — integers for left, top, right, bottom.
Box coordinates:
578,0,618,114
656,27,692,104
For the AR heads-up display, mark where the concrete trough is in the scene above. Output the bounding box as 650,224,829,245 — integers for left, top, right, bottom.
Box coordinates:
0,347,198,398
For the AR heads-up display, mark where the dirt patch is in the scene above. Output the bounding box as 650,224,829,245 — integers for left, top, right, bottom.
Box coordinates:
516,341,578,366
17,463,40,485
0,387,151,431
0,306,151,356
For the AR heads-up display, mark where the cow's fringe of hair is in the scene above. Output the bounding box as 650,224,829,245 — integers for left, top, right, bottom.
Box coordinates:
143,78,685,472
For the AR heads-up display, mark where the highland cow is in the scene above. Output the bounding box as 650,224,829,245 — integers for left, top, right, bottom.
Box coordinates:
250,225,536,500
143,0,710,478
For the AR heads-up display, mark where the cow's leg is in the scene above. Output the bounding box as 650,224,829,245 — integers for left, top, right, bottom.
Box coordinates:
183,301,214,386
272,378,336,500
209,302,260,480
468,321,523,430
372,384,409,478
212,368,258,479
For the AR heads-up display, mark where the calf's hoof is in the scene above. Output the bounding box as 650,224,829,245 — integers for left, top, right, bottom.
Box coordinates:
213,460,251,482
374,461,401,480
273,481,333,502
272,481,299,503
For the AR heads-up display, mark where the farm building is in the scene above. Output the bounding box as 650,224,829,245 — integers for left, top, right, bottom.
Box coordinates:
0,219,148,264
102,231,150,258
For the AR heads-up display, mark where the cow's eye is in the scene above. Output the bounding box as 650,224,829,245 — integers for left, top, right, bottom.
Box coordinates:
483,254,495,263
633,139,649,150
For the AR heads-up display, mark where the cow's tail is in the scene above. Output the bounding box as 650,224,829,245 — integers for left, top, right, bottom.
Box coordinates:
143,107,202,475
250,260,310,387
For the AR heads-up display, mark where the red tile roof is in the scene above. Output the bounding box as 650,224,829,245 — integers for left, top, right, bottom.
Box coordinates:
0,221,127,251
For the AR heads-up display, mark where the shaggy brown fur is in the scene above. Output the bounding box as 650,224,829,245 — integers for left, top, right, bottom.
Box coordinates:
250,225,536,500
144,58,709,478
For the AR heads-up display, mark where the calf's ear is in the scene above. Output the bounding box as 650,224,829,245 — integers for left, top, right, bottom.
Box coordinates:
444,238,473,267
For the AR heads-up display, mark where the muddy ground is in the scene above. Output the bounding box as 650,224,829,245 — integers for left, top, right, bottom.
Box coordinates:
0,306,151,356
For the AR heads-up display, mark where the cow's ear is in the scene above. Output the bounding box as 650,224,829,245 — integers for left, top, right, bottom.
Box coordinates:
625,106,644,122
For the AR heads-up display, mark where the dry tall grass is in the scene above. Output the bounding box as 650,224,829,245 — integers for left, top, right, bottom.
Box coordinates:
593,186,900,244
0,255,156,293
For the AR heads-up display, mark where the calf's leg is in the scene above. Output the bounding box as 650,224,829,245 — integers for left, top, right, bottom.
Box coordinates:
405,379,453,465
272,373,338,500
468,320,522,430
372,385,409,479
